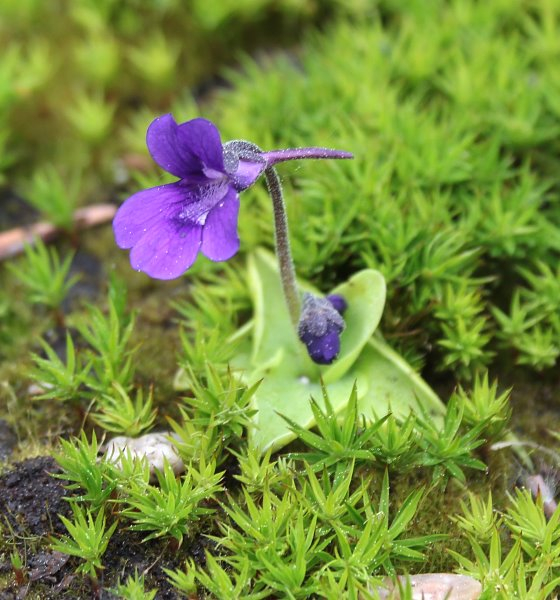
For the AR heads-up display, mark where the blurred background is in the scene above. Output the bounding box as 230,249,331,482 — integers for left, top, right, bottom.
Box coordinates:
2,0,560,388
0,0,353,228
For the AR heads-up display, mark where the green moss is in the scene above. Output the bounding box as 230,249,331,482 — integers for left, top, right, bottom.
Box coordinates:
0,0,348,190
2,0,560,596
210,0,560,377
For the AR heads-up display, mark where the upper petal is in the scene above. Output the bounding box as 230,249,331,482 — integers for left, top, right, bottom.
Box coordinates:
146,114,225,180
200,187,240,262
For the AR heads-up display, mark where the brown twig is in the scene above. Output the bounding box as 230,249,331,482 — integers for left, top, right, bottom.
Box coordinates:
0,203,117,261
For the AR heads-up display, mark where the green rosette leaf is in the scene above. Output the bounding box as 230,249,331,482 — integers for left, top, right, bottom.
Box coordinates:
175,248,445,453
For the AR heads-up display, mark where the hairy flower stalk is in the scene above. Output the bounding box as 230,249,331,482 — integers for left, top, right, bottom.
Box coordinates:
263,166,300,328
222,139,353,333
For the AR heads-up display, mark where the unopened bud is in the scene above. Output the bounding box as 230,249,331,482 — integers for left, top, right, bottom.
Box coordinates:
297,293,346,365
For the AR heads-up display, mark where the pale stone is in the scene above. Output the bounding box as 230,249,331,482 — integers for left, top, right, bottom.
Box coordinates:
27,382,54,396
374,573,482,600
103,431,184,477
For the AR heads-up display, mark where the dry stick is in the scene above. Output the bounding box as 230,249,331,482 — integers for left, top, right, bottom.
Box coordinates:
0,203,117,261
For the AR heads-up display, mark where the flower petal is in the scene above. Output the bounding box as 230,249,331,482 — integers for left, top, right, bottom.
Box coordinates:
113,183,185,250
179,118,225,173
327,294,348,315
129,218,203,280
113,181,222,279
146,114,225,180
222,140,266,190
231,157,266,190
306,330,341,365
201,187,240,262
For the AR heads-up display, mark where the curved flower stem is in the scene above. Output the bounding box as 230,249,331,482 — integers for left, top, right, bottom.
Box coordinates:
264,148,353,165
264,166,300,329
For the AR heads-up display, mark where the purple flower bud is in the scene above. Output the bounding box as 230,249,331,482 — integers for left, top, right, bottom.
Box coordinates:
298,293,346,365
326,294,347,315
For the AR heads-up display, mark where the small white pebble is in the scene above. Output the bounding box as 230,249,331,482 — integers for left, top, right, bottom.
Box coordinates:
27,382,55,396
103,431,184,478
374,573,482,600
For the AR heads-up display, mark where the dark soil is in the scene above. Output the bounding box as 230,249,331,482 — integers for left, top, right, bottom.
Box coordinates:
0,191,39,231
62,250,105,310
0,456,71,538
0,456,206,599
0,422,17,462
0,370,558,598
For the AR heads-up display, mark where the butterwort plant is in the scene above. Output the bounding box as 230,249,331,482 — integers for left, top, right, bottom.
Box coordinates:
120,117,447,454
113,114,353,364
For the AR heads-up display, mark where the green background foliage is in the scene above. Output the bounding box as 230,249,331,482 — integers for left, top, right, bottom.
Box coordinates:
1,0,560,597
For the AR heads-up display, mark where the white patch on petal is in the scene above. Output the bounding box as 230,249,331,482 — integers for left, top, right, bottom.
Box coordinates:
178,182,228,226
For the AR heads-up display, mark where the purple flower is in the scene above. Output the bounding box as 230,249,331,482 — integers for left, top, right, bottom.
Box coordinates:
113,114,352,279
297,293,346,365
326,294,347,315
